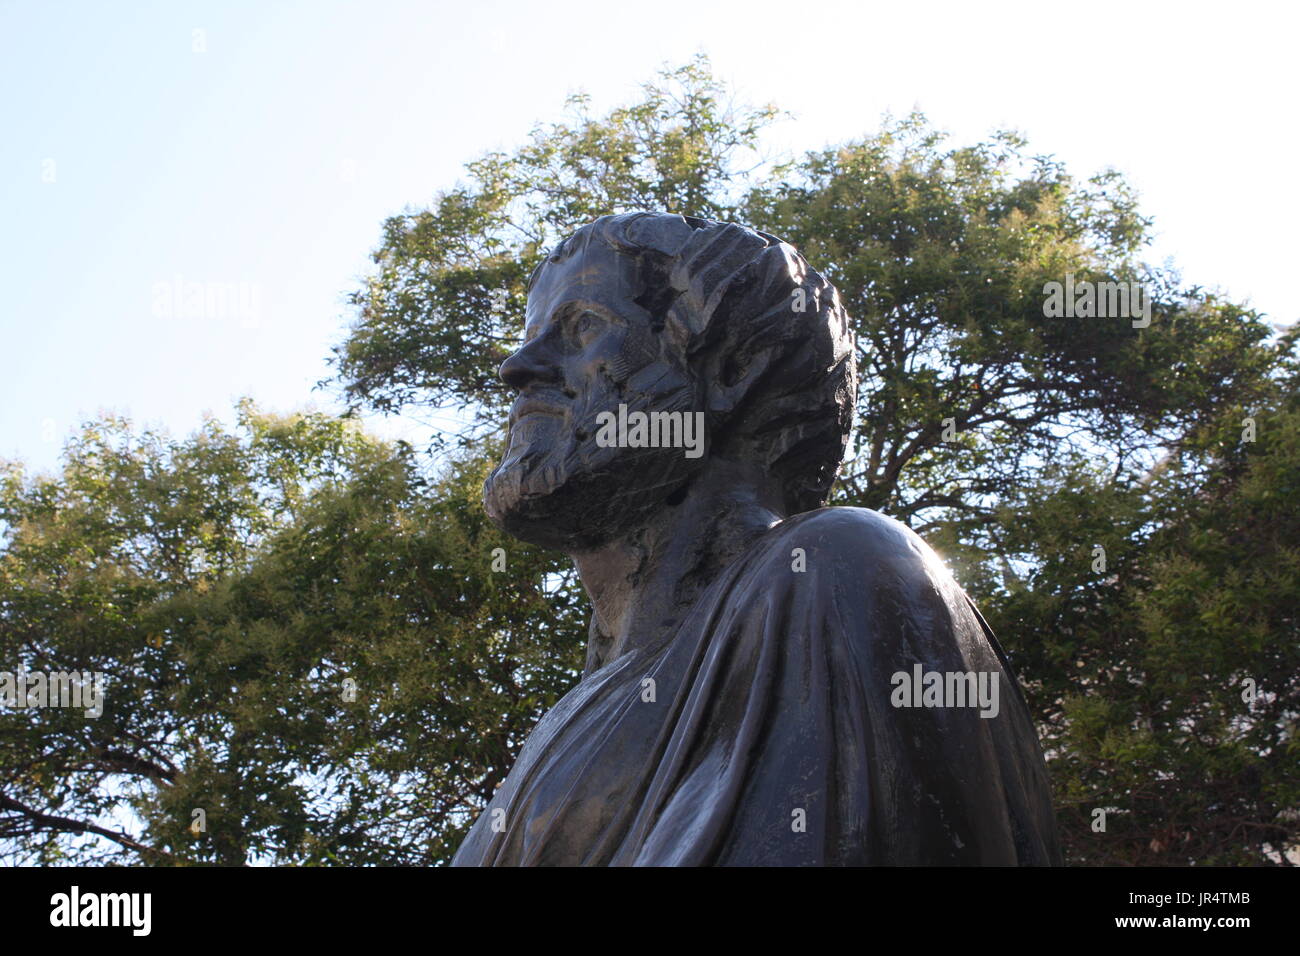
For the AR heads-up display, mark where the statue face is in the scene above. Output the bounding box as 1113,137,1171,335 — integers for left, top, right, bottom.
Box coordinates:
483,242,702,551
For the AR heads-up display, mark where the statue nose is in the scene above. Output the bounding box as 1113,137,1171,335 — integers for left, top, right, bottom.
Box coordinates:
499,338,559,390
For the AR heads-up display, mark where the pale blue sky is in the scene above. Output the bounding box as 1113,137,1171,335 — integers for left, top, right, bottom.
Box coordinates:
2,0,1294,475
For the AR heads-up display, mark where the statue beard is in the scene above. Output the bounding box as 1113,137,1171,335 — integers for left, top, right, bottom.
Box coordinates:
483,384,702,552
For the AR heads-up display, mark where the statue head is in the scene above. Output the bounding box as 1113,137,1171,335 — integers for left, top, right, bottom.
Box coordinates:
483,212,856,551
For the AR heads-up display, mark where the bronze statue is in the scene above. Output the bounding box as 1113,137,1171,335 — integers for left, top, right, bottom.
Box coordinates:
453,213,1061,866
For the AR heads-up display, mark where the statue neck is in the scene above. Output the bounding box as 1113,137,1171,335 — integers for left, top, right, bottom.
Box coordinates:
571,457,787,672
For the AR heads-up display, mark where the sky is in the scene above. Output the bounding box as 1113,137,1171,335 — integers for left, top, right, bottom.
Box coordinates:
2,0,1295,477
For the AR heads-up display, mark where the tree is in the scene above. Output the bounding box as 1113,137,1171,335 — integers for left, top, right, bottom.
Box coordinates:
1001,355,1300,864
0,404,584,864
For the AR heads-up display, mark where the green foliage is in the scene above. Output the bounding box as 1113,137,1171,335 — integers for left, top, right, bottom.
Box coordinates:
0,406,583,864
745,122,1275,537
976,347,1300,864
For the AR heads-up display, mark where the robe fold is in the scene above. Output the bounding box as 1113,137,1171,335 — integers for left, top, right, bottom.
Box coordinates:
452,506,1062,866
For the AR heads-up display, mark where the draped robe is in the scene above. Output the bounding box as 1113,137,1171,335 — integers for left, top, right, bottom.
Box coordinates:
452,506,1061,866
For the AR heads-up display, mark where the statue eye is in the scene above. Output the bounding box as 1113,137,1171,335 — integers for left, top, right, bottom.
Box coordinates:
572,311,602,340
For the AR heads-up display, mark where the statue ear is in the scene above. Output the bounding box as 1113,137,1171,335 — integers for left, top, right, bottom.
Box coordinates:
699,344,774,420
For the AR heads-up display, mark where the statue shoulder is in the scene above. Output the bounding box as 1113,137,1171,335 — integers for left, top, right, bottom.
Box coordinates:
768,506,944,580
756,505,989,651
757,505,1025,707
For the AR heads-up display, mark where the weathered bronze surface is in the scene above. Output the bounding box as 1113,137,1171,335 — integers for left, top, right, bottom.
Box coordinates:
453,213,1061,866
